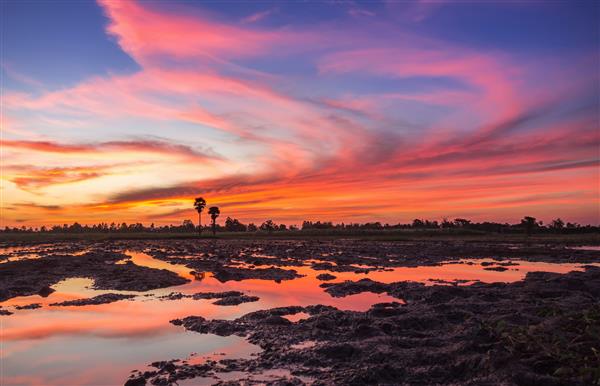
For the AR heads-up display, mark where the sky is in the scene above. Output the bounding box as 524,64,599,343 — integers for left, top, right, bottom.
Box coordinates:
1,0,599,227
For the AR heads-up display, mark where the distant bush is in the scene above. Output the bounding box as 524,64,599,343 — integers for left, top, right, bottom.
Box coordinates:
3,216,598,235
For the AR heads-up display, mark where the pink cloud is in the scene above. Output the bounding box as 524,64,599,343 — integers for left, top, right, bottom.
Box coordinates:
2,138,220,162
318,47,522,121
97,0,308,66
241,8,278,24
2,0,597,225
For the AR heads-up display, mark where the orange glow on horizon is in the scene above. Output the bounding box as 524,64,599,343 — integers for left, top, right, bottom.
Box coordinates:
2,0,598,228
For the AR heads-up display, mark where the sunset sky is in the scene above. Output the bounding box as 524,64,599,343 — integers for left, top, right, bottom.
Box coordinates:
1,0,599,227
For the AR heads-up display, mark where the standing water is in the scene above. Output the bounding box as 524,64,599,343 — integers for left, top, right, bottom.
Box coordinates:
1,244,597,385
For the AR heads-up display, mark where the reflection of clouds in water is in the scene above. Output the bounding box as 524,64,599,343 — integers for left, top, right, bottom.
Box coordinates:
282,312,310,323
208,368,314,385
125,251,196,280
0,243,89,264
3,249,599,385
569,246,600,251
4,332,256,386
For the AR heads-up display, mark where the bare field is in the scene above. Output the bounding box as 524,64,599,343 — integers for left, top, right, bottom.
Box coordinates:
1,239,600,385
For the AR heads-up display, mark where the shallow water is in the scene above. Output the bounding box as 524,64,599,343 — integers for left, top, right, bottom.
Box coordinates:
0,244,89,264
570,245,600,251
180,368,315,386
0,246,44,264
1,247,597,385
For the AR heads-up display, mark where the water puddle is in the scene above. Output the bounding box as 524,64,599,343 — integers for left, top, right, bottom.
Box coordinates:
342,258,598,285
291,340,317,350
116,251,195,280
569,245,600,251
0,246,44,264
2,246,598,385
0,244,89,264
2,280,259,385
180,368,313,385
4,331,255,386
283,312,311,323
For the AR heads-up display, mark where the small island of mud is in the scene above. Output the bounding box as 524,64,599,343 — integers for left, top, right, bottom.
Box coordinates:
135,266,600,386
2,238,600,385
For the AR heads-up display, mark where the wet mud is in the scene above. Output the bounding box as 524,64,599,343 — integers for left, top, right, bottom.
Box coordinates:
0,249,188,301
158,291,260,306
2,239,600,385
150,267,600,386
49,293,137,306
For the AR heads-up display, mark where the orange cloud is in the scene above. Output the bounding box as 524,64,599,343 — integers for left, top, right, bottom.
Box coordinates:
2,0,598,226
6,165,107,190
2,139,221,163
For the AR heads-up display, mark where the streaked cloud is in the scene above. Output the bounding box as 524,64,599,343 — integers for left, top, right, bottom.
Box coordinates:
2,0,598,226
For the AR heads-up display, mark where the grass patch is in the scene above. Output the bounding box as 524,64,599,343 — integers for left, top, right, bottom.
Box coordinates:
487,306,600,384
1,229,599,244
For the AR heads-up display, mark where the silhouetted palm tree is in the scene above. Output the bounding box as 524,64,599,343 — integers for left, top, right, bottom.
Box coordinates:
193,197,206,235
208,206,220,235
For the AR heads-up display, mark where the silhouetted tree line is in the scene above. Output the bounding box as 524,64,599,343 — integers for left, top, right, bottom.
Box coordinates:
300,217,599,234
3,216,599,235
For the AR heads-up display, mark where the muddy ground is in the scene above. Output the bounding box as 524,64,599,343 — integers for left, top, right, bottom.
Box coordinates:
157,267,600,386
0,248,188,301
2,239,599,302
1,239,600,385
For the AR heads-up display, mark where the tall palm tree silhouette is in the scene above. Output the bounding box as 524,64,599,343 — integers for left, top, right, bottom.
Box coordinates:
208,206,220,235
193,197,206,235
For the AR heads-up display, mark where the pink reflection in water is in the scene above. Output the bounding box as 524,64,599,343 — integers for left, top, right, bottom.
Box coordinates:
336,258,596,285
2,250,597,385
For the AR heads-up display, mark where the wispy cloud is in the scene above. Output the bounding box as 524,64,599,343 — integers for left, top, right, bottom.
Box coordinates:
4,164,113,190
2,0,597,226
241,8,278,24
348,8,375,18
2,139,221,162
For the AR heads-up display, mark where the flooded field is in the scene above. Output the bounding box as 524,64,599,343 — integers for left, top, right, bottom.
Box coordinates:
1,239,600,385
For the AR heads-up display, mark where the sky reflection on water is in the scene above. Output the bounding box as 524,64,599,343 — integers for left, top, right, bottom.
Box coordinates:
2,249,597,385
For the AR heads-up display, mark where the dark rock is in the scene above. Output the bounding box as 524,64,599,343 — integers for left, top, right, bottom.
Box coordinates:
212,295,259,306
15,303,42,310
50,293,136,306
212,267,302,283
160,266,600,386
483,266,508,272
0,250,188,301
124,376,146,386
316,273,337,281
192,291,244,300
264,315,292,325
38,286,55,297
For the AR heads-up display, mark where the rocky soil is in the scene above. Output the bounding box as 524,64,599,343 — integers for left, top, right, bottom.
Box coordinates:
158,291,260,306
2,239,600,385
50,293,136,306
0,249,188,301
129,266,600,386
2,239,599,304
